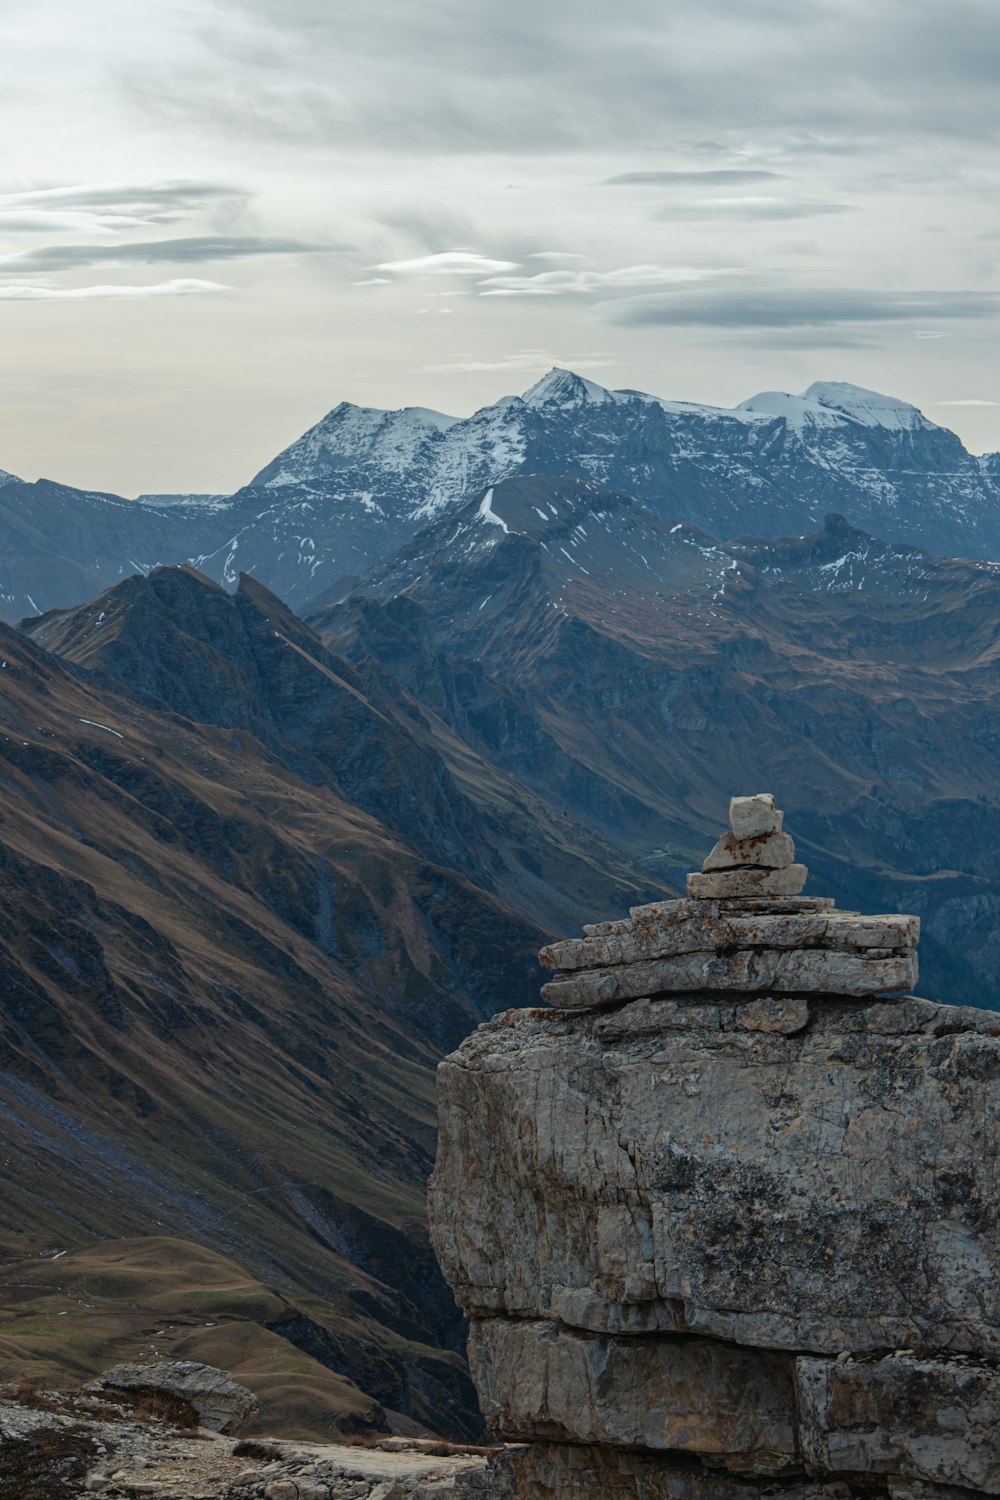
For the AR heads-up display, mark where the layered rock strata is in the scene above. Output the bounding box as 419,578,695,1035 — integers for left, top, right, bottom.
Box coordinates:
539,794,918,1008
430,796,1000,1498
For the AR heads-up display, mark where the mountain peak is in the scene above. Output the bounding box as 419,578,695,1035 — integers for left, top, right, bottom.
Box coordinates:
315,400,458,432
247,399,460,490
522,368,615,409
801,381,932,431
737,381,933,435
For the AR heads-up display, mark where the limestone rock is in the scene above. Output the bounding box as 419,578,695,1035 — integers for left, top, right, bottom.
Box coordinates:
97,1361,257,1433
539,946,917,1008
729,794,783,838
430,791,981,1498
687,864,808,898
703,830,795,871
541,906,916,975
735,996,811,1034
797,1353,1000,1494
429,995,1000,1353
469,1318,799,1475
481,1445,873,1500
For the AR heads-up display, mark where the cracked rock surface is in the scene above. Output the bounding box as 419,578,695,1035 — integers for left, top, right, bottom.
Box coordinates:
430,799,999,1497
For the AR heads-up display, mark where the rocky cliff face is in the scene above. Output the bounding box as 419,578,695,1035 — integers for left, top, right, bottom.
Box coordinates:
429,797,1000,1498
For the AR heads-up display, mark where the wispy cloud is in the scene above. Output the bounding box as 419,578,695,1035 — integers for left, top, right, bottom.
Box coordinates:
416,348,617,375
0,180,242,212
0,279,229,301
374,251,519,275
0,180,248,237
0,235,340,274
117,0,1000,154
602,168,783,186
526,251,588,261
479,264,741,297
932,398,1000,407
0,210,161,234
657,196,853,222
602,287,1000,330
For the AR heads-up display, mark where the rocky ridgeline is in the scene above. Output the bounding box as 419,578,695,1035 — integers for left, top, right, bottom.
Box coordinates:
429,795,1000,1498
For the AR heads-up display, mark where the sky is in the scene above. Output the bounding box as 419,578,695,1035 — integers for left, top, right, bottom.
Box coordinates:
2,0,999,495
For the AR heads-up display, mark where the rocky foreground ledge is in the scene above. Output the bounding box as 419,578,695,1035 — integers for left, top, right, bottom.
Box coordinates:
429,795,1000,1499
0,1387,498,1498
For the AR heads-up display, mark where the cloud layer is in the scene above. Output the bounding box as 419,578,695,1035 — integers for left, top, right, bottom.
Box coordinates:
0,234,339,273
1,0,998,492
0,279,228,301
603,288,1000,329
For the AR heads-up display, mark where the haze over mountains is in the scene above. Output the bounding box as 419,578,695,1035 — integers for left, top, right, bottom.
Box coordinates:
3,370,1000,623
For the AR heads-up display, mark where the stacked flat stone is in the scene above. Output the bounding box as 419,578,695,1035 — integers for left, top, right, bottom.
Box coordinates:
539,792,918,1007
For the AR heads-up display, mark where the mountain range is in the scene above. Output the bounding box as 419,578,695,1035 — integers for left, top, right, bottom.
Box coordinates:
313,473,1000,1011
3,371,999,621
5,371,1000,1436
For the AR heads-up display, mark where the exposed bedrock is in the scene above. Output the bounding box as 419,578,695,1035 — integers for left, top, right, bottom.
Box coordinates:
429,795,1000,1498
477,1442,985,1500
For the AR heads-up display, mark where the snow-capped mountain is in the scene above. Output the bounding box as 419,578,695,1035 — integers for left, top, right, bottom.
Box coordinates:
228,368,1000,609
3,369,999,621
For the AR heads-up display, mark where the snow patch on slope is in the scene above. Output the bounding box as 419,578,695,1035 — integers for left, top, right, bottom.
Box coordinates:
476,488,510,533
737,390,847,432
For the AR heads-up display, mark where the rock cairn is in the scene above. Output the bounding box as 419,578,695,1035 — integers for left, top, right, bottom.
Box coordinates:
429,793,1000,1499
539,793,918,1008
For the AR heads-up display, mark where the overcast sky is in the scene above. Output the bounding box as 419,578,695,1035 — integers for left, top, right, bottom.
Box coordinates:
2,0,999,494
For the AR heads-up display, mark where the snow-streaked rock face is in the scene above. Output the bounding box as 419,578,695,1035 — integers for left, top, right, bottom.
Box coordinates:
3,368,1000,620
521,367,619,409
250,401,460,489
316,476,1000,1012
224,368,1000,610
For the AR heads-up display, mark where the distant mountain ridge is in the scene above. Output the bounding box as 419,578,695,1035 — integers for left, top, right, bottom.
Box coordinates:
2,369,999,621
313,473,1000,1011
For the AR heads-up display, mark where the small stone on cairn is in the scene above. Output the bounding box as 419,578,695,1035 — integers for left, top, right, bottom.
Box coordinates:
687,792,807,897
536,792,919,1009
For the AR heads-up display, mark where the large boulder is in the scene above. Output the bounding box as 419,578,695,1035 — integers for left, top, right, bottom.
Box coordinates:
430,800,1000,1496
430,993,1000,1355
96,1360,257,1433
431,991,1000,1493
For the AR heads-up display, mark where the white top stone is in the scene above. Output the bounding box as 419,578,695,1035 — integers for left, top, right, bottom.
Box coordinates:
730,793,782,839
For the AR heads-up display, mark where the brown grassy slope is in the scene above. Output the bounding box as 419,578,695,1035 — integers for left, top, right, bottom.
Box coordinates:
0,625,525,1434
0,1236,467,1440
1,575,661,1433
